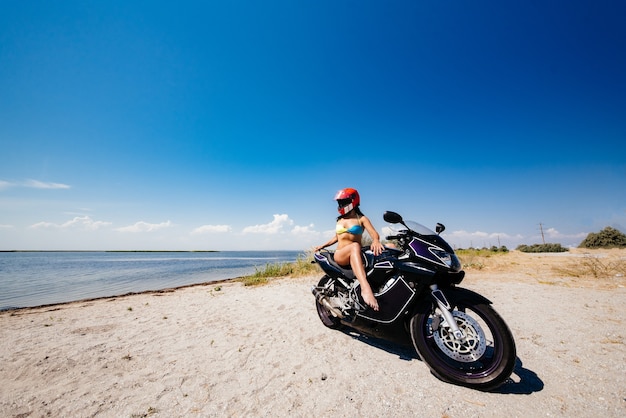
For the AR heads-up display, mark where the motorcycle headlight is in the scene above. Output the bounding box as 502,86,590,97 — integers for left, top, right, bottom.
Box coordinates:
430,249,461,270
431,249,452,266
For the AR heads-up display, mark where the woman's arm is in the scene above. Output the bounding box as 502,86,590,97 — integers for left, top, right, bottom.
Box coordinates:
314,234,338,252
361,216,384,255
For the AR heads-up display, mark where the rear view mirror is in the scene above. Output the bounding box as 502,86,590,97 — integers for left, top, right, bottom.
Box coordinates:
383,211,403,224
436,223,445,234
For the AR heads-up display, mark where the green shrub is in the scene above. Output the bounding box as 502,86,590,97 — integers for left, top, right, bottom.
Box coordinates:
578,226,626,249
516,243,569,253
239,252,320,286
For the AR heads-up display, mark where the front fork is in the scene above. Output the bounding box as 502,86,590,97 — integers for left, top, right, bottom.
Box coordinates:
429,284,466,340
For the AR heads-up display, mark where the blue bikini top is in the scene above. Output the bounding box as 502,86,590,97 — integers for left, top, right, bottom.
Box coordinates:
336,221,364,235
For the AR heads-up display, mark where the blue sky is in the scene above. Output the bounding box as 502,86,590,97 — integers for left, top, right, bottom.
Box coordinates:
1,1,624,251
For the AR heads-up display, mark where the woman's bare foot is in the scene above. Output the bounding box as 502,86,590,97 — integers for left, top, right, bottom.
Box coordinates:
361,290,379,311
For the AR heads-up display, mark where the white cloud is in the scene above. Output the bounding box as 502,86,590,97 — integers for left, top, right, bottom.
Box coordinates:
544,227,587,241
115,221,173,233
443,230,523,247
389,228,522,249
0,224,14,229
30,221,56,229
546,227,559,236
447,230,493,240
192,224,232,234
243,214,294,234
291,224,318,235
24,179,71,189
442,228,589,249
0,179,71,190
30,216,111,231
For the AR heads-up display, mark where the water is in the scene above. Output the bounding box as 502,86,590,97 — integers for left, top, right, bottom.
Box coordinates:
0,251,303,310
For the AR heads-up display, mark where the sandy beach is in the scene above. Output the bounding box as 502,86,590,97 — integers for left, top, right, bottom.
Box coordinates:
1,250,625,417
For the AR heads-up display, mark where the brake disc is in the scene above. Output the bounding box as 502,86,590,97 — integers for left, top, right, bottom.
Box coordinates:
431,310,487,363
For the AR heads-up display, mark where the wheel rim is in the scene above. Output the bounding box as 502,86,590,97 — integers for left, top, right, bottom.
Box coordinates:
422,304,505,379
316,299,337,326
315,276,342,328
431,310,487,362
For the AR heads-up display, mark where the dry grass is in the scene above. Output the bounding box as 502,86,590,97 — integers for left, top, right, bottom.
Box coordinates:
456,249,510,270
552,253,626,278
461,248,626,289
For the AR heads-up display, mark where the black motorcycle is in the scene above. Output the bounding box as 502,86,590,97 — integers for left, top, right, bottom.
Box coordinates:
311,211,516,391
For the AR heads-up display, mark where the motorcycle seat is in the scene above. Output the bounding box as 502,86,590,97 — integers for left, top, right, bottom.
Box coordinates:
318,250,376,280
316,251,357,279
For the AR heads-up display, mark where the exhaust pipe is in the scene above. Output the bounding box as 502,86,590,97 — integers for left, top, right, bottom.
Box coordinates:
311,287,344,319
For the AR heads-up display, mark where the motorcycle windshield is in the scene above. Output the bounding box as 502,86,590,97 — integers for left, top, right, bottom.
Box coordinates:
384,219,458,260
385,220,437,236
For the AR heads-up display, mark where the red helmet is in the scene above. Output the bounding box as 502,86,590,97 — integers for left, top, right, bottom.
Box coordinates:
334,188,360,216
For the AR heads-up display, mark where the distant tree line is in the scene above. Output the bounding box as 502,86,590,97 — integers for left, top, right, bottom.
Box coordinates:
456,246,509,253
514,226,626,252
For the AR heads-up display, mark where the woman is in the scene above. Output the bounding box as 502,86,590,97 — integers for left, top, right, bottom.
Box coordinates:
314,188,384,311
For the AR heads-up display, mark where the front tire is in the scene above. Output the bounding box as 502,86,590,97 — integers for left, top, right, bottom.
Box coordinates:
410,300,516,391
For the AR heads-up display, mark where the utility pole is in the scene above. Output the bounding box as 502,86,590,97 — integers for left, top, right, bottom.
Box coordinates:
539,223,546,245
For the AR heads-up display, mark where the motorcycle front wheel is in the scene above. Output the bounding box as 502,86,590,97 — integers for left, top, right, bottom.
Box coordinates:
410,300,516,391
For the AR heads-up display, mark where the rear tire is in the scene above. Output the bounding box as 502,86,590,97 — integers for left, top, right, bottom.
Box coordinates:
410,300,516,391
315,276,343,329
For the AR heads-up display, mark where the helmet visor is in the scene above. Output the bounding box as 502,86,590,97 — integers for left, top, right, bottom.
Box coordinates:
337,198,352,209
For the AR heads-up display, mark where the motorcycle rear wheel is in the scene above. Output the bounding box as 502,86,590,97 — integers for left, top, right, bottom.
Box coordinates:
315,276,343,329
410,300,516,391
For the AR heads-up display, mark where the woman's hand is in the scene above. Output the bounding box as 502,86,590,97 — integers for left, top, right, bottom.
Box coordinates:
370,240,384,256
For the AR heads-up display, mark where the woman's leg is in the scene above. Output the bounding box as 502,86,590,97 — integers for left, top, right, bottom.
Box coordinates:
334,242,379,311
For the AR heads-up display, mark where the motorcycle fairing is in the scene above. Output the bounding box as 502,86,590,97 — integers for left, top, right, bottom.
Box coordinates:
369,260,393,270
397,261,436,277
437,286,493,306
408,237,454,269
366,259,397,287
354,277,415,324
